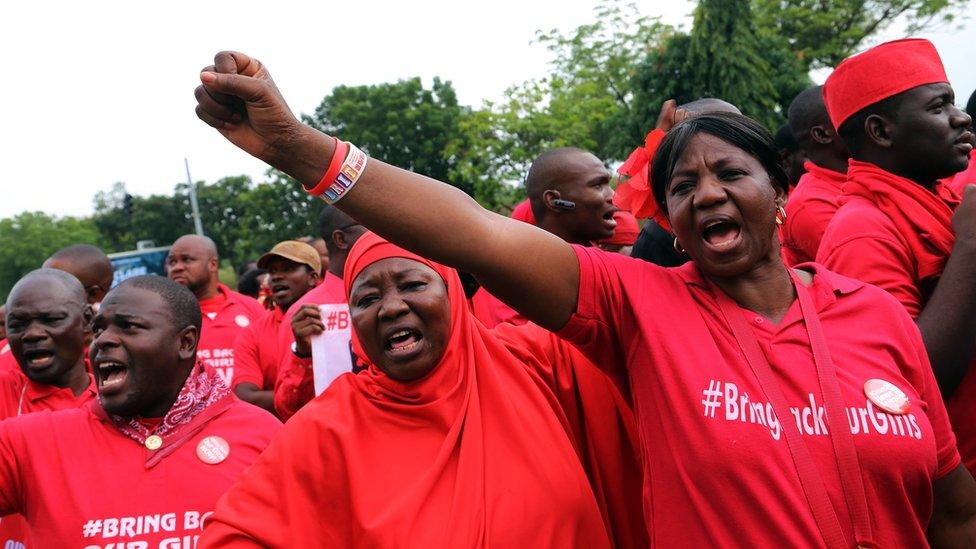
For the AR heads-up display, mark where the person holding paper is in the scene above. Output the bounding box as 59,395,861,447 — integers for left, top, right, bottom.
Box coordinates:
232,240,320,414
274,206,366,421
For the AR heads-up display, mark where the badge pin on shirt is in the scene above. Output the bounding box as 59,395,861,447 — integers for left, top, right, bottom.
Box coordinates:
864,378,910,415
197,435,230,465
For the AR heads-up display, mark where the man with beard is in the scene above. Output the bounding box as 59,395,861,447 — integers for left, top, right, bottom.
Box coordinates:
233,241,319,413
0,275,280,544
167,235,265,387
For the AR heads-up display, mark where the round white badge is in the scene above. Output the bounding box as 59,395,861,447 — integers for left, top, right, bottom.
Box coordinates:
197,435,230,465
145,435,163,451
234,315,250,328
864,378,910,415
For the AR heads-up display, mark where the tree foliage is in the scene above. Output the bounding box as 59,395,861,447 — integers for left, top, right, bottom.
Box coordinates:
0,213,103,302
753,0,969,70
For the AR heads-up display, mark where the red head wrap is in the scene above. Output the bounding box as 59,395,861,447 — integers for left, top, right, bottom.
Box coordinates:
823,38,948,130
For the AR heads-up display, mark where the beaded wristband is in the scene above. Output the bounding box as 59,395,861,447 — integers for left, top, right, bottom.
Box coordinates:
304,139,350,196
319,143,369,204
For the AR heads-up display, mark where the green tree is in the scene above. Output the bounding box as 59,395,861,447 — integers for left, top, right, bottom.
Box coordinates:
630,1,811,132
303,78,513,209
495,0,672,162
93,182,192,253
0,212,103,301
753,0,969,70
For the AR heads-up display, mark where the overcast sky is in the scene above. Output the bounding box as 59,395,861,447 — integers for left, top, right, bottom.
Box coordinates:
1,0,973,219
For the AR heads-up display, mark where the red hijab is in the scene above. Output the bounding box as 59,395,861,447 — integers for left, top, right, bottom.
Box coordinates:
200,233,611,547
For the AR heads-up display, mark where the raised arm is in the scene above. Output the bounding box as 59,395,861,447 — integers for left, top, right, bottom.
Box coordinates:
195,51,578,331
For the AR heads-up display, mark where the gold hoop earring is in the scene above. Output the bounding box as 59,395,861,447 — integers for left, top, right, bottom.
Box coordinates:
775,206,787,226
673,237,685,254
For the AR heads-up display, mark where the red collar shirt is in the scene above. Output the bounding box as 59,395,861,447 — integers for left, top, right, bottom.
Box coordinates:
232,308,283,392
0,370,97,547
0,343,16,375
274,273,354,421
0,396,280,545
557,246,958,547
782,161,846,265
197,284,266,388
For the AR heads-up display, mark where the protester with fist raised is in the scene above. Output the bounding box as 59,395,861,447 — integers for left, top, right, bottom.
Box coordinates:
196,49,976,546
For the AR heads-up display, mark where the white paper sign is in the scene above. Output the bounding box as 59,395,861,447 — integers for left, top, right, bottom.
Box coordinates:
310,303,354,395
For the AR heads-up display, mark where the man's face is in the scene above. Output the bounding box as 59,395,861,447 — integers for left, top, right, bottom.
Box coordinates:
890,83,975,181
166,243,217,298
6,280,88,387
266,257,317,310
90,286,196,418
551,152,618,242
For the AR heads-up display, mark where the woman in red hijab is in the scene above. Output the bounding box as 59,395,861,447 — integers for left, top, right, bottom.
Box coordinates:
199,233,615,547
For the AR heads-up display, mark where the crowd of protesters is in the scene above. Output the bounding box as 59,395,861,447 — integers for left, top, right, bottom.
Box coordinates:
0,36,974,547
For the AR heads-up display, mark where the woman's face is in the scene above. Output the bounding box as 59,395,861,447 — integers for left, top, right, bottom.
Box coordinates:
349,258,452,381
664,133,786,278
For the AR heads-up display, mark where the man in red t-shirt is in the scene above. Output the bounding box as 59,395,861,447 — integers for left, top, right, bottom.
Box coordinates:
275,206,365,420
167,235,265,388
43,244,114,309
233,240,319,414
0,269,97,547
781,85,850,265
472,148,618,328
817,39,976,470
0,275,280,545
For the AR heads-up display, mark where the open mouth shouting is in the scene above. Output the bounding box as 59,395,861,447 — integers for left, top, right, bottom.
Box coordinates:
383,327,425,361
21,347,57,371
94,357,130,396
601,209,619,231
271,283,291,300
699,215,743,253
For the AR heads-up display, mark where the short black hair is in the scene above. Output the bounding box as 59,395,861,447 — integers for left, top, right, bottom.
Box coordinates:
650,112,788,213
774,124,799,153
237,268,267,299
524,147,592,221
836,94,901,157
115,275,202,332
967,88,976,118
317,206,358,251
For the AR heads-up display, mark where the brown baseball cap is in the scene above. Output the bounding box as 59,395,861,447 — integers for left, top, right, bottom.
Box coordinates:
257,240,322,274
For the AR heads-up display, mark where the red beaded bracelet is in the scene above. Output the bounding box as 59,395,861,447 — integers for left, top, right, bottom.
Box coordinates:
304,139,350,196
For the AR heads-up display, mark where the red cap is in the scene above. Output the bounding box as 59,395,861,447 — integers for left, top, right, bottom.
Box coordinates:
823,38,948,130
597,211,640,246
510,199,536,225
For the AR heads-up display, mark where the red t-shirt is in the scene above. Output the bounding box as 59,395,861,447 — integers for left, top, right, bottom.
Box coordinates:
558,246,958,547
0,397,280,545
232,308,283,391
815,184,976,472
274,273,352,421
469,288,526,328
197,284,266,388
0,343,16,375
782,161,846,266
0,370,97,547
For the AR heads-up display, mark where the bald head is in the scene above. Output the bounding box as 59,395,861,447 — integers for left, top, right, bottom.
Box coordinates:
167,234,220,300
43,244,113,305
317,206,365,278
525,147,616,244
680,98,741,115
9,269,87,308
787,86,849,173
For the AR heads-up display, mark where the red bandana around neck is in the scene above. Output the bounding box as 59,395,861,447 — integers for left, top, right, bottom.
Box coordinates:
842,160,958,282
98,362,232,467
